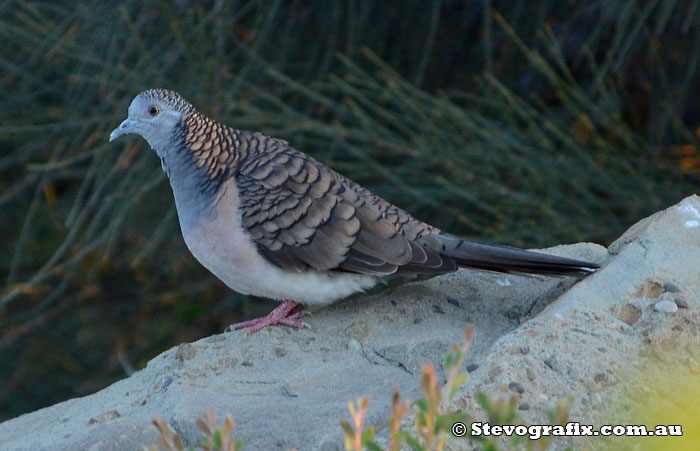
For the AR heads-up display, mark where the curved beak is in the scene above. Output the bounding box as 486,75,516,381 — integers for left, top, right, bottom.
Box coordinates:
109,118,136,142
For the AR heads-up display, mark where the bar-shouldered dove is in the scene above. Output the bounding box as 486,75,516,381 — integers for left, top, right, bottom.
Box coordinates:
110,89,599,334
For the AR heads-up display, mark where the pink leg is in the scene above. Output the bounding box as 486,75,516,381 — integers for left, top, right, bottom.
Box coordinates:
225,300,310,335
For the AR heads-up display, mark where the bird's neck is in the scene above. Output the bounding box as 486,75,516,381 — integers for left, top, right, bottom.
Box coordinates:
154,112,256,235
158,122,230,236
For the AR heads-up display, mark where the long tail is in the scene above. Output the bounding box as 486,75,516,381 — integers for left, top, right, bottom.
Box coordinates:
435,233,599,277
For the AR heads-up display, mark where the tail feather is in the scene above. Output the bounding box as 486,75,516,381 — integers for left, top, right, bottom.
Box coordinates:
434,234,599,277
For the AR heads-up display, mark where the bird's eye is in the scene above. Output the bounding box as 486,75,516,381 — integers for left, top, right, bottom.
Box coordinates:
148,105,159,116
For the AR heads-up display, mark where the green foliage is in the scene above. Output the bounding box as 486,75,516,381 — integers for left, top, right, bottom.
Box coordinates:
1,0,699,420
470,392,574,450
341,326,578,450
147,407,243,451
341,397,380,451
342,326,473,451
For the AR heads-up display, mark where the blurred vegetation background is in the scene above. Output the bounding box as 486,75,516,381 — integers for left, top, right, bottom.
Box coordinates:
1,0,699,421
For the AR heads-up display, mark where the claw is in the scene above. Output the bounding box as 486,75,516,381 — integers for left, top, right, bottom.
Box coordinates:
225,300,309,335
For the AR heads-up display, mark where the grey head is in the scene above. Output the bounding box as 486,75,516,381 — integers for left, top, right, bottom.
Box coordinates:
109,89,226,231
109,89,195,157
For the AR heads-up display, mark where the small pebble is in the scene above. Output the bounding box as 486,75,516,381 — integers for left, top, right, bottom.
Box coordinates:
543,357,557,371
413,317,423,324
618,303,641,326
661,292,689,309
647,282,663,298
488,365,503,377
507,345,530,355
466,363,479,373
447,298,460,308
526,367,536,381
675,298,689,309
518,402,530,411
88,410,120,425
347,338,361,351
175,343,196,362
662,282,680,293
508,382,525,394
654,300,678,313
504,307,520,320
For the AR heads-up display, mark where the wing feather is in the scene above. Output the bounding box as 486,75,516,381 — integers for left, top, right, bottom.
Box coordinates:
235,133,452,276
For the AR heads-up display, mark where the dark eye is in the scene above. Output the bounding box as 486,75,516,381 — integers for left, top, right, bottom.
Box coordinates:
148,105,159,116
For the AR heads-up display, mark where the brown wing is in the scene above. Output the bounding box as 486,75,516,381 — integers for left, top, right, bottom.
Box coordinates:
235,135,455,276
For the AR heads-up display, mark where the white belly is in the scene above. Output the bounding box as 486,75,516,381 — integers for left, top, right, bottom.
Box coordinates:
180,178,378,305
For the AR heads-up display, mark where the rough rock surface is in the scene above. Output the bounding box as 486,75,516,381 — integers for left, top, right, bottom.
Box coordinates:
1,196,699,450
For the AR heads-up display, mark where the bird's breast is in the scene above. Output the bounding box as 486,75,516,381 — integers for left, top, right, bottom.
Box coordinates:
179,178,378,304
180,178,265,292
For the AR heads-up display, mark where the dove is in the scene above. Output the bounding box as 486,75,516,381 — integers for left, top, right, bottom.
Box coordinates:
110,89,598,334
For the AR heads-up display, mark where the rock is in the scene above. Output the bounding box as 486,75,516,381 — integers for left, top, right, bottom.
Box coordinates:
2,196,700,451
346,338,361,351
654,300,678,313
662,282,680,293
175,343,196,362
526,367,537,381
618,303,642,325
508,382,525,394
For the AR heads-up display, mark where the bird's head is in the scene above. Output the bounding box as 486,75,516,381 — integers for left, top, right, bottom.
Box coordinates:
109,89,195,152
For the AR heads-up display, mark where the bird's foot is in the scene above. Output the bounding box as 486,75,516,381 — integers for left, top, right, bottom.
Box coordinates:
226,300,310,335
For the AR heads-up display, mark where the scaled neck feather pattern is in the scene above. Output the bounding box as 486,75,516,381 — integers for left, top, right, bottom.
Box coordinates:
158,101,291,238
179,110,286,193
179,111,242,198
159,111,241,235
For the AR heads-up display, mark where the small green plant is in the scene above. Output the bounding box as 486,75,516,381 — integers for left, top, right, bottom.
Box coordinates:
341,325,473,451
472,392,521,450
472,388,574,450
389,389,411,451
543,396,574,451
341,326,576,450
146,407,243,451
341,397,380,451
